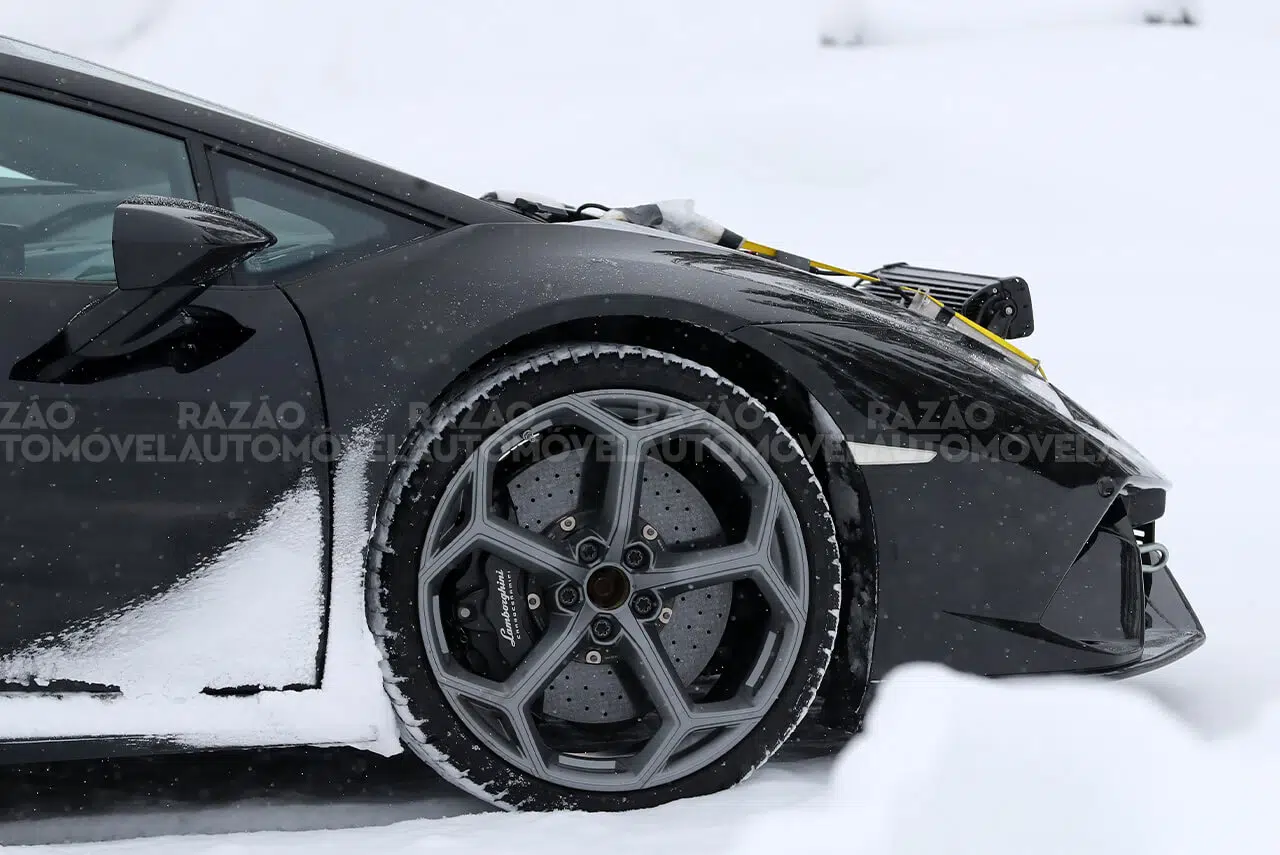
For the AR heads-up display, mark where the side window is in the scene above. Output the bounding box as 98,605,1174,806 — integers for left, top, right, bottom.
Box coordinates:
0,90,196,282
211,154,431,280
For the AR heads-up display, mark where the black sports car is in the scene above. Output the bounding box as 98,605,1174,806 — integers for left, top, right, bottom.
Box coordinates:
0,37,1203,811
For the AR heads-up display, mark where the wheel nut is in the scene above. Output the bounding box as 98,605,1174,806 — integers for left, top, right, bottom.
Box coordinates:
623,544,650,570
590,615,619,642
576,537,605,566
631,591,659,619
556,584,582,610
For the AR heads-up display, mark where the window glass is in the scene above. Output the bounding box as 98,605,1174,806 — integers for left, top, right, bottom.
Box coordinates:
213,155,429,279
0,91,197,281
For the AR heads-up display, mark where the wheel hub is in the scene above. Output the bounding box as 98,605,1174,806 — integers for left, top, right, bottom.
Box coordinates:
585,565,631,611
506,447,732,723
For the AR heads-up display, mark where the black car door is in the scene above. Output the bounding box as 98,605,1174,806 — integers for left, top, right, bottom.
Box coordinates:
0,88,328,694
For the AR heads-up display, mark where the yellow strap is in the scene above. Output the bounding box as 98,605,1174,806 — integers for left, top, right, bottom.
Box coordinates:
808,258,882,282
739,239,1046,378
907,289,1047,379
739,239,882,283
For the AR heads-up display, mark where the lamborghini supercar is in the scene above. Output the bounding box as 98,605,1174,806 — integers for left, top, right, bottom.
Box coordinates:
0,37,1203,810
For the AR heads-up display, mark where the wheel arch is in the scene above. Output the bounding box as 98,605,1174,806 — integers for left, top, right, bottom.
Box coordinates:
406,315,878,729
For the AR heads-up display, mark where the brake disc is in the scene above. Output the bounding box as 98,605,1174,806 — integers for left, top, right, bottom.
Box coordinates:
506,448,731,723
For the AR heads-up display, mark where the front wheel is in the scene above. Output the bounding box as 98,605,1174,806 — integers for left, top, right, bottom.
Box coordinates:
367,344,842,810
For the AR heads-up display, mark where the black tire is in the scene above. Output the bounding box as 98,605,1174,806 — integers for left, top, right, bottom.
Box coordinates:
366,344,842,811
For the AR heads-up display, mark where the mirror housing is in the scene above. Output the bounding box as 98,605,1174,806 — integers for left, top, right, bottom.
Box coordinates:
112,195,275,291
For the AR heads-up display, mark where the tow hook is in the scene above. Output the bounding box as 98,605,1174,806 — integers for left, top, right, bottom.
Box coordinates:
1139,542,1170,574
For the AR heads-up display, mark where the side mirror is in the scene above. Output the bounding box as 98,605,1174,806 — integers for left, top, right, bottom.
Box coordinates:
61,197,275,358
11,197,275,383
112,195,275,292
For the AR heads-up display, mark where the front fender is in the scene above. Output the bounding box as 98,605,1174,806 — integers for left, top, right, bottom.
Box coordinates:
284,221,891,562
285,221,891,441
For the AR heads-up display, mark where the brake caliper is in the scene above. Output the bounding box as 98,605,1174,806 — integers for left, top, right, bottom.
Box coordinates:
450,556,545,681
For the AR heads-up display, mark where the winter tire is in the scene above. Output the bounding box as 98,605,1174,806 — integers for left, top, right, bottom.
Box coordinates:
367,344,842,810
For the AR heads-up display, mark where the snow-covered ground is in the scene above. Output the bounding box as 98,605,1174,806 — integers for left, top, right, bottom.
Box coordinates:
1,0,1278,851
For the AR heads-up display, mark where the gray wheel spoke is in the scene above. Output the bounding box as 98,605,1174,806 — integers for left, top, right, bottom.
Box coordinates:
597,431,648,555
638,541,764,593
637,476,803,626
687,699,760,730
751,479,807,628
630,719,687,788
616,611,766,786
435,609,591,780
754,497,807,629
435,611,589,706
744,476,784,550
507,610,594,706
418,523,481,588
616,611,692,723
505,705,553,780
419,511,585,589
759,558,807,629
567,395,713,557
568,392,712,445
474,515,586,584
614,611,693,784
418,436,586,587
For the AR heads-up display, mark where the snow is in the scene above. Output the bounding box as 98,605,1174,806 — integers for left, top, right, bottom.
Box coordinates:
0,475,325,698
819,1,1280,45
820,0,1179,46
0,441,398,754
0,0,1278,850
750,666,1280,855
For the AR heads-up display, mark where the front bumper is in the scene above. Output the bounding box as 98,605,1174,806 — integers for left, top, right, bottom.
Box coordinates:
1100,566,1205,679
737,321,1208,684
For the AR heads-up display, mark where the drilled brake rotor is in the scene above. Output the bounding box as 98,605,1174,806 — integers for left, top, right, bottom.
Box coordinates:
506,448,732,723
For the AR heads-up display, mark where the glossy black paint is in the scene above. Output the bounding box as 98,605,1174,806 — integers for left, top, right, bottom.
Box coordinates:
0,37,1202,759
283,225,891,448
734,321,1201,678
12,197,275,382
288,226,1202,682
111,196,276,293
0,282,325,665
